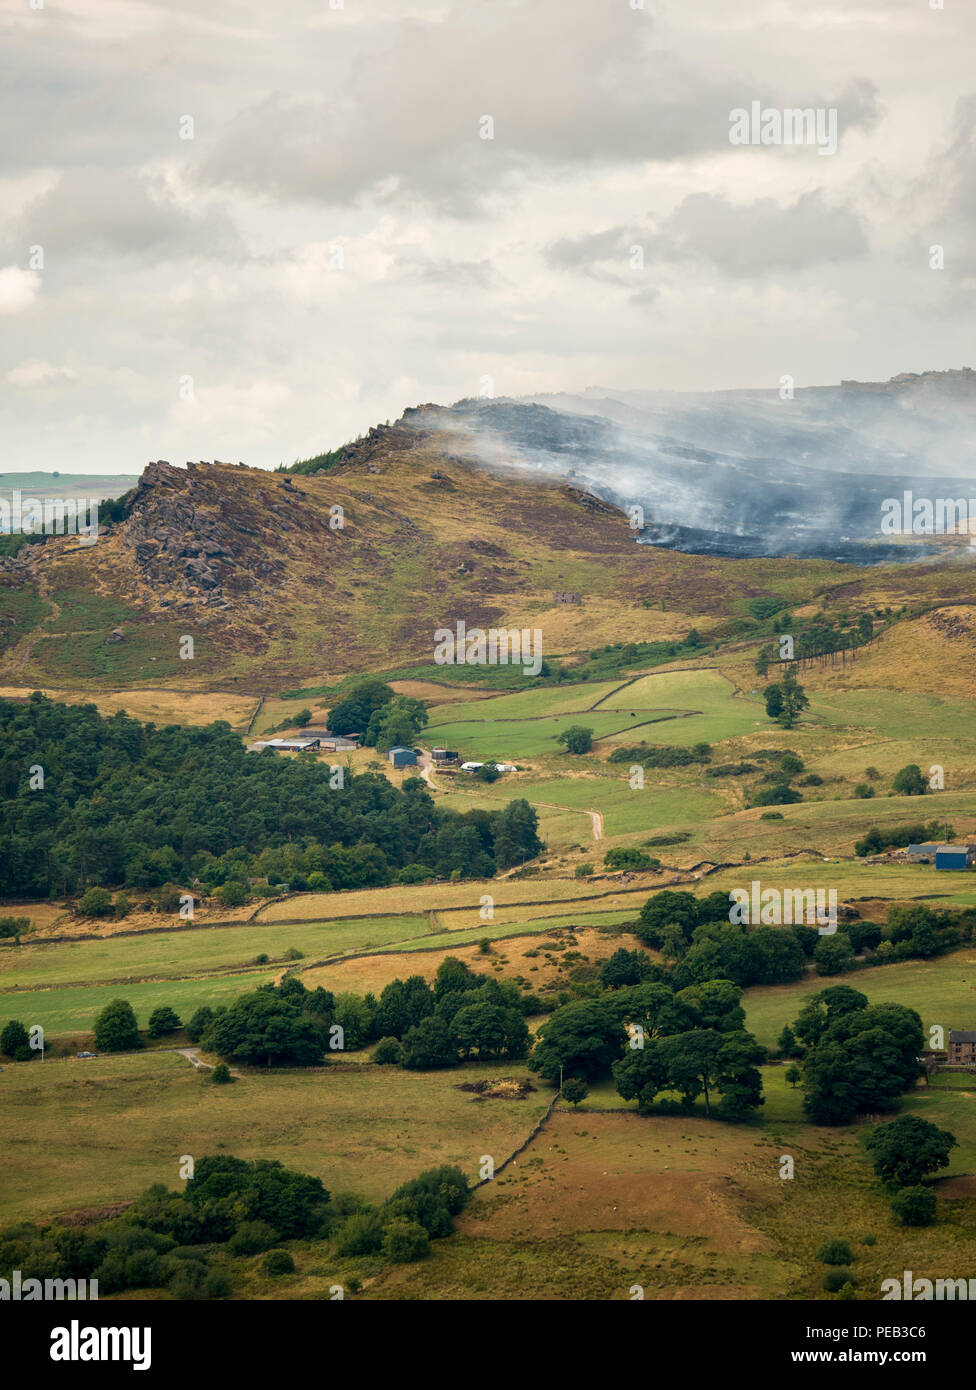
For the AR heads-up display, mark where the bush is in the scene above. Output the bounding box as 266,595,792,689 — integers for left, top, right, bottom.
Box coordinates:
603,847,653,871
372,1037,404,1066
334,1211,384,1256
227,1220,277,1256
261,1249,295,1276
574,863,594,878
760,811,784,820
78,887,114,918
382,1218,430,1263
817,1238,853,1266
890,1186,937,1227
823,1268,856,1292
211,1063,232,1084
853,783,875,799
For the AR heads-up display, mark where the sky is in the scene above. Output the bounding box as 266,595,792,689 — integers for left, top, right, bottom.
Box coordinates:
1,0,974,474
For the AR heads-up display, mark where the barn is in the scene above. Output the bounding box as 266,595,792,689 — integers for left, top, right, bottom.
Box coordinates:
388,746,418,768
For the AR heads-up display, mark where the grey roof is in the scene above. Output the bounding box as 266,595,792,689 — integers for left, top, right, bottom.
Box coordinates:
949,1031,976,1043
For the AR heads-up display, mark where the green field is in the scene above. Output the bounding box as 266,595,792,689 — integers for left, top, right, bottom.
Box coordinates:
0,1052,550,1224
0,968,280,1040
0,914,429,992
744,948,976,1049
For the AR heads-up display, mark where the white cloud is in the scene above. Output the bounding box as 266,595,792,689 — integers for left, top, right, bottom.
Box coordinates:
0,266,40,314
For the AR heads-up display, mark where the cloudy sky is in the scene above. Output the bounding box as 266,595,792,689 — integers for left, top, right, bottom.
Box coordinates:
1,0,974,474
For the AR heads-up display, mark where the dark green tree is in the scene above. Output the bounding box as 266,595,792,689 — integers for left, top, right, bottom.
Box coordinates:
93,999,142,1052
865,1115,956,1187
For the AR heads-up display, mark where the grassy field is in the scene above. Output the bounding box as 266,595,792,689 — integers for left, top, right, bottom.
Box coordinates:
253,876,638,922
0,968,281,1040
0,914,430,992
0,1052,550,1225
744,948,976,1049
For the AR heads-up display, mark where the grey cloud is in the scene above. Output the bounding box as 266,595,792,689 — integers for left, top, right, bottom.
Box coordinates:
13,169,245,262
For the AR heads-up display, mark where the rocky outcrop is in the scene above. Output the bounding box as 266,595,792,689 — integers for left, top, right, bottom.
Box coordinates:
119,460,330,603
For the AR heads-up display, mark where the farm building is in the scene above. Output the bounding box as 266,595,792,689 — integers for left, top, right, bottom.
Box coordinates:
302,730,360,750
249,737,321,753
388,746,418,768
936,846,975,870
906,842,944,862
948,1030,976,1065
431,748,459,763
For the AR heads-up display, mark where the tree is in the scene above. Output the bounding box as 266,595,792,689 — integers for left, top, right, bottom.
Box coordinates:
0,916,31,943
369,696,428,752
635,890,699,948
0,1019,29,1059
216,879,248,907
294,708,312,728
490,799,543,870
785,1064,802,1088
453,1002,528,1060
186,1007,214,1043
557,725,594,755
777,1024,798,1057
94,999,142,1052
764,668,809,729
561,1077,588,1108
813,935,855,976
531,999,627,1082
207,990,324,1067
893,764,927,796
865,1115,956,1188
211,1062,232,1084
147,1006,181,1038
599,948,655,990
401,1014,459,1069
890,1186,937,1227
327,680,394,737
78,887,113,918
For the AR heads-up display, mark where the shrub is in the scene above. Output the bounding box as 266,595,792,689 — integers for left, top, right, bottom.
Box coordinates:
760,811,784,820
890,1186,937,1227
186,1007,214,1043
823,1268,856,1292
211,1063,232,1085
574,863,594,878
381,1219,430,1263
261,1249,295,1276
227,1220,277,1256
817,1238,853,1266
285,947,304,961
853,783,875,799
334,1211,384,1257
78,887,114,918
372,1037,404,1066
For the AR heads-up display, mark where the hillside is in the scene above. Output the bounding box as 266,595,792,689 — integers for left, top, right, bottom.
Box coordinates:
2,401,976,691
